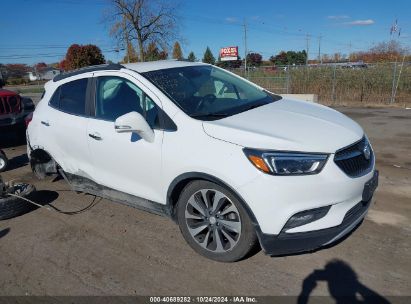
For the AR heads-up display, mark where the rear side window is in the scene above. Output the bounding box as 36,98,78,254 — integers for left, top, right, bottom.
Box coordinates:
49,78,88,115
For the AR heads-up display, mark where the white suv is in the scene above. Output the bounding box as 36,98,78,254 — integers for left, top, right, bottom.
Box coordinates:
27,61,378,262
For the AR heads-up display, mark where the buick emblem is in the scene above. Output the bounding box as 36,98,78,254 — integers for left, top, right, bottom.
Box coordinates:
363,144,371,160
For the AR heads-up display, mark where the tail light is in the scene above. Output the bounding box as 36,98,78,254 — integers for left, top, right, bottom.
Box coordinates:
25,112,33,128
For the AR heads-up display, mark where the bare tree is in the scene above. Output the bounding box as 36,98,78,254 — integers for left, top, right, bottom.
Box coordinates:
106,0,180,62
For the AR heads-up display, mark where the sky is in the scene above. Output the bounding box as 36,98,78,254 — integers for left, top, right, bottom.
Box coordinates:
0,0,410,65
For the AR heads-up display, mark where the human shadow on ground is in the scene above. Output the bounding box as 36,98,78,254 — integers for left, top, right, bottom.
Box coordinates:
297,259,390,304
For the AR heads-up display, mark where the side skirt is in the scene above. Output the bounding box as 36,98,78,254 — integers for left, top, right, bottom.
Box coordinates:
60,170,172,218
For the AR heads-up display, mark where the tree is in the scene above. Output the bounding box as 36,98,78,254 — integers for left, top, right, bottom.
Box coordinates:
123,42,139,63
270,51,287,65
187,51,196,62
202,47,215,64
145,42,168,61
269,50,306,65
349,40,409,62
246,52,262,66
35,62,47,71
61,44,105,70
107,0,180,62
172,41,183,60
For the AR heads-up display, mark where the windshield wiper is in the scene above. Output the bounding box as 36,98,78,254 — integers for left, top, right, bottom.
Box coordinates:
190,112,230,119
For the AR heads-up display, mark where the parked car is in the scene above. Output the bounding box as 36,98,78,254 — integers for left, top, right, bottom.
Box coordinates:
0,89,35,133
27,62,378,262
0,150,8,172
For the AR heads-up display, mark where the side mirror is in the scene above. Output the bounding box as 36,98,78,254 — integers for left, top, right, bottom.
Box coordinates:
114,111,154,143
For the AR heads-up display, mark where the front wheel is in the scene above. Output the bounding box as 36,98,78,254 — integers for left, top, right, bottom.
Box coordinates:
177,180,258,262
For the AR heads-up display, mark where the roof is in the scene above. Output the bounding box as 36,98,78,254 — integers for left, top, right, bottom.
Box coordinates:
0,89,18,97
53,63,123,82
123,60,207,73
53,60,207,82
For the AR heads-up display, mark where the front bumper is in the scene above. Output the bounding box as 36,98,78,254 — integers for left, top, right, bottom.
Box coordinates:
259,199,371,256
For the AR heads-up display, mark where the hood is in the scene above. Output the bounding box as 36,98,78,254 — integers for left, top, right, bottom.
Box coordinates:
202,99,363,153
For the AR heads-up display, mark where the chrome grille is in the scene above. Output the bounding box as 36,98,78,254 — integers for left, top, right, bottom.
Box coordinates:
334,137,373,177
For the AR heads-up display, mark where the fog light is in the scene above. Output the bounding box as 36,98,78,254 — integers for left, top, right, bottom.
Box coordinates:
283,206,331,231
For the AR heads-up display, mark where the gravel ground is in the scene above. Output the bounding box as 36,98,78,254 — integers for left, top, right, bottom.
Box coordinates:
0,107,410,300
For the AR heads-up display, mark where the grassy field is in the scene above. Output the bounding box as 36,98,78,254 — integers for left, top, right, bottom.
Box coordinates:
231,63,411,106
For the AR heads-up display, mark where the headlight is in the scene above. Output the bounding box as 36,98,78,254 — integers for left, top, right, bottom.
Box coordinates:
244,149,329,175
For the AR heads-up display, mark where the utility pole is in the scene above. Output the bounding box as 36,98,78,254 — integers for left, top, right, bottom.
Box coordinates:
305,34,310,65
243,18,248,77
318,35,322,64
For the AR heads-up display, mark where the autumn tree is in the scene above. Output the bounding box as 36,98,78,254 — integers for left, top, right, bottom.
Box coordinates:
4,64,29,78
172,42,183,60
35,62,47,71
187,51,196,62
246,52,262,66
349,40,408,62
107,0,180,62
61,44,105,70
123,42,139,63
202,47,215,64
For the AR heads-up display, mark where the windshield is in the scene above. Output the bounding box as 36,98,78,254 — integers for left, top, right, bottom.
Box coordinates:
142,65,282,120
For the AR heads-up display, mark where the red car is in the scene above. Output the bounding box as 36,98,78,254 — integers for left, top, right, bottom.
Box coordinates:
0,89,35,132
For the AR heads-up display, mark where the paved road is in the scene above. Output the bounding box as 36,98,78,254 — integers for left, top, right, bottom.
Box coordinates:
0,107,410,298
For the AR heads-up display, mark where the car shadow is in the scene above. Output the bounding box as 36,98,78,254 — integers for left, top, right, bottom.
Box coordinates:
3,153,29,171
30,190,59,205
297,259,390,304
0,129,26,148
0,227,10,239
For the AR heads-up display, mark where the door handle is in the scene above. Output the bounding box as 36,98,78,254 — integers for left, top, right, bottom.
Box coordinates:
41,120,50,126
89,133,102,140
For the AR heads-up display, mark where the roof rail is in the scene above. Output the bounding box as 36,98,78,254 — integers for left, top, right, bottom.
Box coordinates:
53,63,124,82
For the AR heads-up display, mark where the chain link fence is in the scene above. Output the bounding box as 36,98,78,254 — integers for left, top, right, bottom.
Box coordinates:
227,62,411,105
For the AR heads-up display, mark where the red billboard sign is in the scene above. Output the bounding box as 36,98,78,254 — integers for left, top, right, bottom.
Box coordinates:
220,46,238,61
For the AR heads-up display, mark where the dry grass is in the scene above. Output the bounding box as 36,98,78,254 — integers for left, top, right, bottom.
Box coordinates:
229,63,411,106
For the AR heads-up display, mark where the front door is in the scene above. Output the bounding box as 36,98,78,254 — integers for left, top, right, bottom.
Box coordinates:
87,73,164,203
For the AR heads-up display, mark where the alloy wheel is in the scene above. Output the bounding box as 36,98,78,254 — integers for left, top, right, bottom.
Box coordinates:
184,189,242,253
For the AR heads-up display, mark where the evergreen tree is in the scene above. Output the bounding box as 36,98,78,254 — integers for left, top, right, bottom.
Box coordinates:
202,47,215,64
187,51,196,62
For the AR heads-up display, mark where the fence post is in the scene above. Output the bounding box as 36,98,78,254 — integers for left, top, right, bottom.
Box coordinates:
390,61,398,104
286,65,290,94
331,64,337,103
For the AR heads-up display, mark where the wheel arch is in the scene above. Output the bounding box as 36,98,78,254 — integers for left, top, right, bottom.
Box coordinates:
29,148,58,179
166,172,260,229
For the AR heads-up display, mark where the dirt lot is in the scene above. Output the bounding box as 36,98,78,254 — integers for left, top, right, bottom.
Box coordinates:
0,107,410,299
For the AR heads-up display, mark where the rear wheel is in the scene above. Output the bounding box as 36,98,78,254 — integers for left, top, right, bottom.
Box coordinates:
177,180,258,262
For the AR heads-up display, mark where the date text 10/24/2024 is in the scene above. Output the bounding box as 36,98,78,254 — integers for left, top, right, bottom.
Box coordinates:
149,297,257,303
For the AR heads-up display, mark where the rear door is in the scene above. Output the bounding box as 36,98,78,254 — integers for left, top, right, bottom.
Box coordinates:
41,77,93,176
87,72,164,203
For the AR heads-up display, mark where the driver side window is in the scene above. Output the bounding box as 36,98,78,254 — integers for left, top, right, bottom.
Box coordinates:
95,76,160,128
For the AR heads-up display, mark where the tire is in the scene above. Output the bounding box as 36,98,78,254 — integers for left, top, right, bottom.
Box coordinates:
177,180,258,262
0,152,8,172
0,183,36,220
